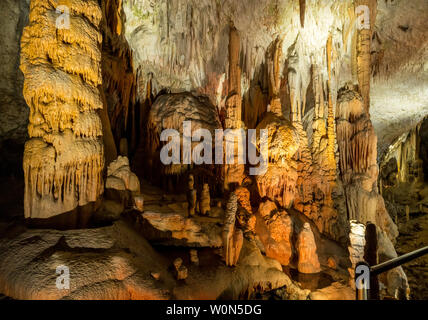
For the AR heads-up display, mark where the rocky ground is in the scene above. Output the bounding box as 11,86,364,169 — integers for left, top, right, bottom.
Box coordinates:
396,210,428,300
0,176,355,300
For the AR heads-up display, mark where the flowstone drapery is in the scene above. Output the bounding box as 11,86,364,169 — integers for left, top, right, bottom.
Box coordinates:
21,0,105,219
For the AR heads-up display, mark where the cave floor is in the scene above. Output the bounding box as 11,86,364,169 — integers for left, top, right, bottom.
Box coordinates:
0,176,354,300
396,211,428,300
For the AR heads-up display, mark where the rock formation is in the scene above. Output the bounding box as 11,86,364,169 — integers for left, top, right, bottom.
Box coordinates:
133,195,144,212
199,183,211,216
173,258,188,280
186,174,197,217
296,223,321,274
222,192,243,266
336,87,397,239
255,39,300,208
235,186,256,234
140,210,223,247
21,0,105,219
106,156,140,193
189,249,199,266
100,0,136,159
223,25,246,191
146,92,221,183
1,0,426,300
355,0,377,113
256,200,293,266
347,221,366,285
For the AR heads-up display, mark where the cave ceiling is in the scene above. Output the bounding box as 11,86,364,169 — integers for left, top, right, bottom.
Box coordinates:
123,0,428,158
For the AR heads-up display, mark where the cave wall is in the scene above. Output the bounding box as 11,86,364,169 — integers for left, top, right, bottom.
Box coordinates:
380,116,428,214
0,0,422,299
0,0,29,176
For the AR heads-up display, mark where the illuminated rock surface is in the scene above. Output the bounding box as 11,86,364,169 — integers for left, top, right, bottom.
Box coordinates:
0,0,427,300
21,0,105,219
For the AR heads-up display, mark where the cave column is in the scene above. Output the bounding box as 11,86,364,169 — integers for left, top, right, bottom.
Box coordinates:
21,0,105,219
267,37,283,117
355,0,377,112
223,24,245,191
326,34,338,180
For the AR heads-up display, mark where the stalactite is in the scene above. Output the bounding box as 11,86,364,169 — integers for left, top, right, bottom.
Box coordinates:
267,36,283,116
255,38,300,208
381,124,424,186
21,0,105,219
355,0,377,112
225,24,243,130
326,34,338,179
224,24,245,191
299,0,306,28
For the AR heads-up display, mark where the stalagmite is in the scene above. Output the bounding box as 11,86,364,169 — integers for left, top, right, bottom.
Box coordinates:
199,183,211,216
348,221,366,287
222,192,243,266
257,200,294,266
105,156,140,193
336,87,397,240
21,0,105,219
296,223,321,274
187,174,197,217
234,186,256,234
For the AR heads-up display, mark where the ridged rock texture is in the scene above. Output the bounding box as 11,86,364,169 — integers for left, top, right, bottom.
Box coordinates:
336,87,397,240
256,200,294,266
21,0,105,219
100,0,136,158
0,0,424,299
255,37,300,209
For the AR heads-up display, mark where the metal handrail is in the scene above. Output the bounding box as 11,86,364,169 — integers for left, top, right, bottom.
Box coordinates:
356,245,428,300
371,246,428,276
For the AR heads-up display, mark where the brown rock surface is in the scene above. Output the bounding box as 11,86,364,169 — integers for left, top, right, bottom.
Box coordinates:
309,282,354,300
256,200,293,266
106,156,140,193
0,220,309,300
255,113,300,208
296,223,321,274
21,0,105,219
0,221,172,300
140,211,223,247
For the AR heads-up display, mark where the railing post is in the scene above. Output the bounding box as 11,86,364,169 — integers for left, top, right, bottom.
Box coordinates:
355,261,370,300
364,222,379,299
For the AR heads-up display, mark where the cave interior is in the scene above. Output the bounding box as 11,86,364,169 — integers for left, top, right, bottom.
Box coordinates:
0,0,427,300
